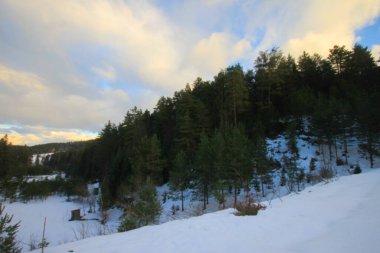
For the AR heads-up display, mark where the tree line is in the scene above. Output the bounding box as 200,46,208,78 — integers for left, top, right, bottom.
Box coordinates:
32,44,380,209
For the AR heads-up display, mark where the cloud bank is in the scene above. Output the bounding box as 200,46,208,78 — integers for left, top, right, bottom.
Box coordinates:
0,0,379,145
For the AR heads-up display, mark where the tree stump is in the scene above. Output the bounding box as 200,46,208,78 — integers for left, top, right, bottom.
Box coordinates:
70,209,81,221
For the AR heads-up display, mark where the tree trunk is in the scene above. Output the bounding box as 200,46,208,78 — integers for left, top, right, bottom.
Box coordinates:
233,186,237,207
367,132,374,168
343,130,348,164
232,83,237,127
203,184,207,210
181,190,184,212
221,188,225,209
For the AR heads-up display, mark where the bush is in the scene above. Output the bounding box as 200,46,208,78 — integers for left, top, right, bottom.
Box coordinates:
235,195,266,216
319,166,334,179
309,157,317,171
118,214,138,232
353,164,362,174
118,184,161,232
18,178,87,201
336,157,344,166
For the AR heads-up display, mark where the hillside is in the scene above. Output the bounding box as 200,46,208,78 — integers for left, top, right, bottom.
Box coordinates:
29,140,94,154
33,169,380,253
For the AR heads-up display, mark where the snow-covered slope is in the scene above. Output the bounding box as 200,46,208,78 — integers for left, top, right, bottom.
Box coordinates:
36,169,380,253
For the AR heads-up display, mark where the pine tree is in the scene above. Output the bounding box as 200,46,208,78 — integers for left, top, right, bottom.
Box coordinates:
225,128,252,206
194,134,214,210
118,184,161,232
225,65,250,127
209,130,228,208
170,151,190,211
0,203,21,253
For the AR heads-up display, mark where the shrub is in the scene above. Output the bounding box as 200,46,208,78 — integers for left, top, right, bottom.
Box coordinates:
118,184,161,232
309,157,317,171
235,195,266,216
336,157,344,166
118,214,138,232
353,164,362,174
319,166,334,179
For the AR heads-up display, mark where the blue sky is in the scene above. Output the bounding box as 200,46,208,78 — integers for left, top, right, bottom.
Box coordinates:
0,0,380,145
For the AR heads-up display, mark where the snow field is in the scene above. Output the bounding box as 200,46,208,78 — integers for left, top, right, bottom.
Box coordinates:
34,169,380,253
3,196,122,251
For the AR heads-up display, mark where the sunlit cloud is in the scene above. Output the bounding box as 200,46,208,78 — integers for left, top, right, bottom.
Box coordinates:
189,32,252,77
91,64,116,81
281,0,380,56
2,126,97,146
0,0,379,144
372,45,380,63
0,64,46,93
0,65,129,130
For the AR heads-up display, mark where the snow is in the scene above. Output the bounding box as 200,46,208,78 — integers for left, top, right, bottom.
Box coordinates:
3,133,379,252
31,153,53,165
31,169,380,253
3,194,122,251
25,173,64,183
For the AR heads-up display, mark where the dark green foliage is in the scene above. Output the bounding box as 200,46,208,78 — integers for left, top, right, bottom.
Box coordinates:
36,43,380,209
30,141,92,154
170,151,190,211
118,184,161,232
353,164,362,174
0,204,21,253
225,128,252,205
0,135,30,181
18,178,86,201
194,133,214,209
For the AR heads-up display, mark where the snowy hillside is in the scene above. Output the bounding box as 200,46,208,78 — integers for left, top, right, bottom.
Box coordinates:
34,169,380,253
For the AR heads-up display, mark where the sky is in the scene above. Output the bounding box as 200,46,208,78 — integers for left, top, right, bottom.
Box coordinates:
1,0,380,146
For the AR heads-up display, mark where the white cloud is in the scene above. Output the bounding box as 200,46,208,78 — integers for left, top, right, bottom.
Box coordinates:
281,0,380,56
203,0,237,6
3,0,185,90
0,65,46,93
372,44,380,63
0,65,129,130
91,64,116,81
1,0,380,144
189,32,252,77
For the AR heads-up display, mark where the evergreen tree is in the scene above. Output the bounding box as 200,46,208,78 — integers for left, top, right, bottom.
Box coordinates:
118,183,161,231
209,130,228,208
0,204,21,253
0,135,10,179
225,128,252,206
170,151,190,211
131,135,163,185
194,134,214,210
328,45,351,76
225,65,250,127
254,48,284,108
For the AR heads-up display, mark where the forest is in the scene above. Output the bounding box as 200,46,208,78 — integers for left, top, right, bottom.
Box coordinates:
1,44,379,222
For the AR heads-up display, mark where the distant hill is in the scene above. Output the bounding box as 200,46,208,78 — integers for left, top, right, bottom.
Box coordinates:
29,140,95,154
